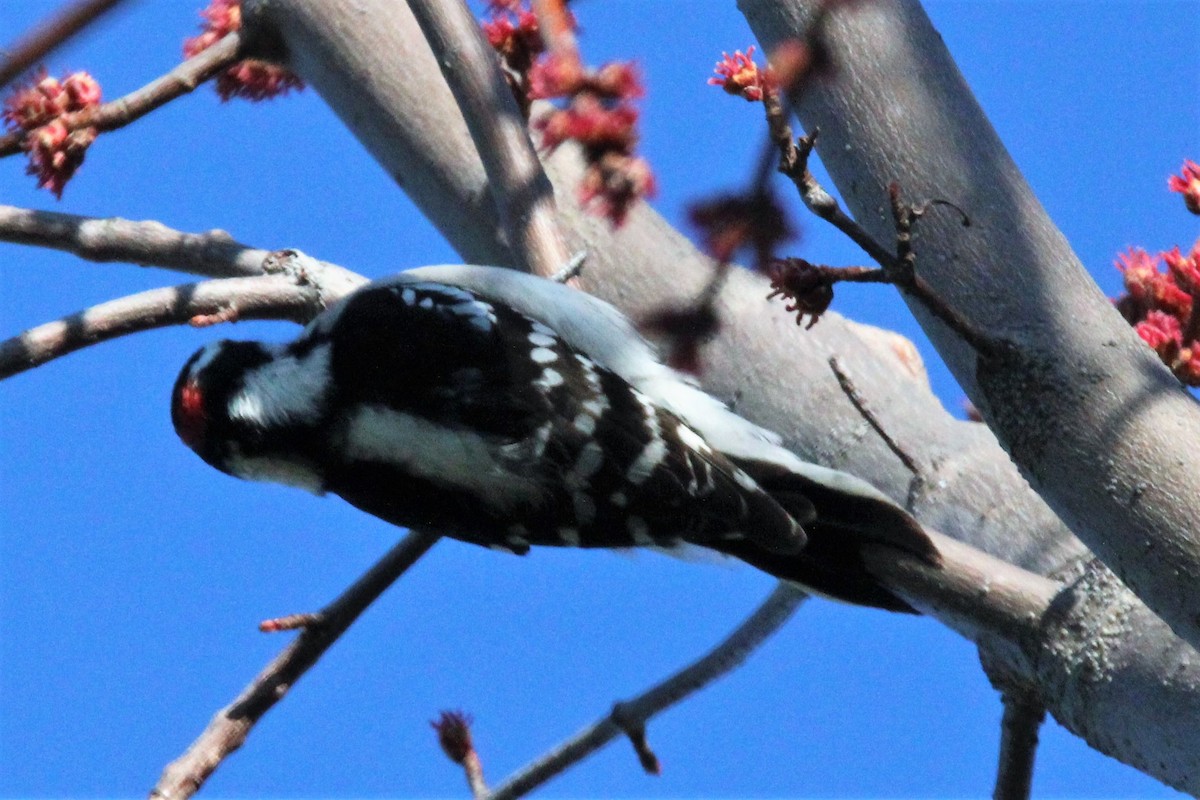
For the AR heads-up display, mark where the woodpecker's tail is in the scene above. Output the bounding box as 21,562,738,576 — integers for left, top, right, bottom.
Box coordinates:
717,456,940,613
711,531,921,613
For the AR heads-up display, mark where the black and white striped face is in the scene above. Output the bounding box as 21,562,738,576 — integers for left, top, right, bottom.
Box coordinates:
171,337,332,494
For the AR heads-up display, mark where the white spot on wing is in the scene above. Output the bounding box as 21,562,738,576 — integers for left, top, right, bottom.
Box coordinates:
536,368,564,391
531,347,558,364
530,320,557,338
447,294,496,332
228,344,331,428
573,413,596,436
569,441,605,485
531,421,552,459
529,331,557,347
732,468,759,492
611,490,628,507
558,527,581,546
582,398,606,417
625,392,666,485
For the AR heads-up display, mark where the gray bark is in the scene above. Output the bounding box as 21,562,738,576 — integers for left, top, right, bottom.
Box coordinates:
740,0,1200,652
242,0,1200,791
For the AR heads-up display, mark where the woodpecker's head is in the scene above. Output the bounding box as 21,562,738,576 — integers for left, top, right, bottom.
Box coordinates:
171,338,332,494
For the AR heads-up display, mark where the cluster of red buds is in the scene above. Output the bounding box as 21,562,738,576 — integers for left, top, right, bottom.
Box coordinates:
184,0,303,101
1117,241,1200,385
1113,161,1200,384
1168,159,1200,216
481,0,544,90
481,1,655,226
2,71,101,197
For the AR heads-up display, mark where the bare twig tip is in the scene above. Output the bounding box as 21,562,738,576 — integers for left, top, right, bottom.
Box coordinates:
611,705,660,775
258,612,322,632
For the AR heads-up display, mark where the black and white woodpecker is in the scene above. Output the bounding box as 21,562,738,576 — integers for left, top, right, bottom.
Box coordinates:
171,265,938,612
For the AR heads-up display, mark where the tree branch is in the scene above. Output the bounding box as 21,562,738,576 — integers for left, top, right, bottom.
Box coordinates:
487,583,806,800
0,32,243,157
150,530,441,800
0,0,129,90
195,0,1200,790
407,0,569,276
0,275,317,380
0,204,270,277
993,690,1044,800
742,0,1200,654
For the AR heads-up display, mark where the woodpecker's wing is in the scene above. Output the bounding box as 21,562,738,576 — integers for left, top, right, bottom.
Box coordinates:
399,265,938,564
306,275,805,554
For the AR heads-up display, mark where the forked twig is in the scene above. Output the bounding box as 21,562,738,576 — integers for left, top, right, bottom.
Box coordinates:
486,583,806,799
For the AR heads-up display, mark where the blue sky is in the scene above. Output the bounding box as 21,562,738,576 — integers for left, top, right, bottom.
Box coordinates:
1,1,1197,797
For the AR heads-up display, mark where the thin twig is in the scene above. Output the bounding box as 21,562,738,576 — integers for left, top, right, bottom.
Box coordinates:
993,689,1045,800
550,250,587,283
774,132,996,354
408,0,568,277
464,749,490,799
0,32,243,156
0,275,322,381
0,0,128,90
151,530,442,800
0,204,270,277
782,130,897,267
828,355,925,509
885,183,994,354
486,583,806,800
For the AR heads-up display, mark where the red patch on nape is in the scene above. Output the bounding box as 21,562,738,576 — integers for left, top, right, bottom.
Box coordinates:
174,380,207,448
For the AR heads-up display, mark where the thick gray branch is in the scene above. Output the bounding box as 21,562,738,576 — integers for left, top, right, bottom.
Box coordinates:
739,0,1200,654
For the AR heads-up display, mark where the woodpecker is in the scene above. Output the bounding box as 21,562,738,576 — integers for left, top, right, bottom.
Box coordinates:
171,265,937,611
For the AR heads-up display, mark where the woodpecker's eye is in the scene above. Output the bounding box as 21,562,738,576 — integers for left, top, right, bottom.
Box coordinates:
173,379,207,449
